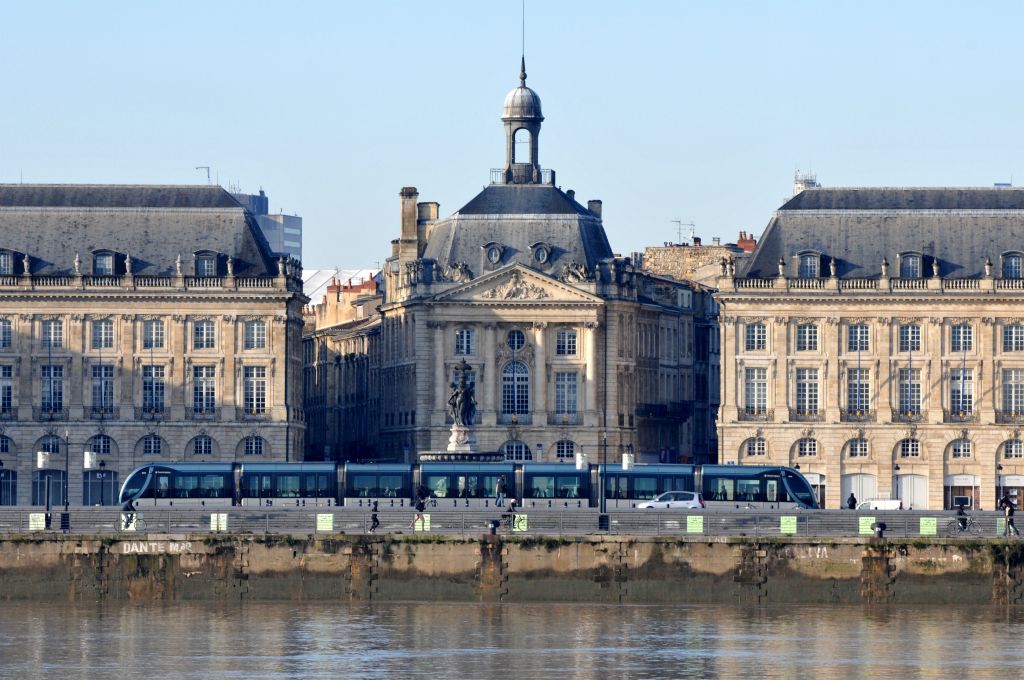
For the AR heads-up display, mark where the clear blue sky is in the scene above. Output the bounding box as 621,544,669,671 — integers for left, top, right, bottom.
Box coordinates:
2,1,1022,268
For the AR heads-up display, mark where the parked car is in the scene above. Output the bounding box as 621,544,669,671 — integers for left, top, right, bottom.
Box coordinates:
856,499,902,510
637,491,705,510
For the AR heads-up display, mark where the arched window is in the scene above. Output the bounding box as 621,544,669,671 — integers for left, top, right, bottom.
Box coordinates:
1004,440,1023,459
847,438,869,458
1004,253,1023,279
796,438,817,457
90,434,113,456
40,435,61,454
898,438,921,458
503,440,531,461
191,435,214,456
502,361,529,416
900,254,922,279
513,128,531,164
742,437,766,457
950,438,972,458
142,434,162,456
243,435,265,456
555,440,575,460
798,254,819,278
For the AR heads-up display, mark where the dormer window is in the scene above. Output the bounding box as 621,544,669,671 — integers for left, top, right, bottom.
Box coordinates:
531,242,551,265
94,253,114,276
0,252,11,276
900,253,922,279
1005,253,1023,279
195,254,217,277
798,254,819,279
483,243,504,265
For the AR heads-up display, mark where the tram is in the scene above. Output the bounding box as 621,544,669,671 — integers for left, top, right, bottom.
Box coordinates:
118,461,820,510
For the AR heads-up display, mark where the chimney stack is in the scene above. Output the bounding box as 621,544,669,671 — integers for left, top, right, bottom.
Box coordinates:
588,200,602,218
399,187,419,261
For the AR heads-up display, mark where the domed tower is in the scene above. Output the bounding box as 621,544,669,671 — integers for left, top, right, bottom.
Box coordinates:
502,58,545,184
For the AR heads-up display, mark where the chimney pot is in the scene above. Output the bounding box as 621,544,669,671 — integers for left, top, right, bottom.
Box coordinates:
587,200,603,218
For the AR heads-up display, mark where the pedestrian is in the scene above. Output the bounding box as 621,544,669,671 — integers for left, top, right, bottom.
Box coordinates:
408,492,426,530
1002,495,1020,537
846,493,857,510
495,475,506,507
369,500,380,534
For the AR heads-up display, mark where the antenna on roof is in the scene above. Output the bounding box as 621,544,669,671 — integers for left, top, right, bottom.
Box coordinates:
671,220,695,245
194,166,211,184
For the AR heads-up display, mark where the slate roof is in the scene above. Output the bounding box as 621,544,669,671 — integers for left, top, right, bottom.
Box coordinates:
0,184,279,276
742,187,1024,280
422,184,613,275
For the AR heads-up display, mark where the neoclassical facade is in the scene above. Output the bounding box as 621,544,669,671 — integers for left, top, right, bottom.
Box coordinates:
716,187,1024,510
340,62,708,464
0,185,306,506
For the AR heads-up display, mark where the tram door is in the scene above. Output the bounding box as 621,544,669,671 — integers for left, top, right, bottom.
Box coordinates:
242,474,273,500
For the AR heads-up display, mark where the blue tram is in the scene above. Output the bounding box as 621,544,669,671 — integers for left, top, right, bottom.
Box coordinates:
118,461,820,510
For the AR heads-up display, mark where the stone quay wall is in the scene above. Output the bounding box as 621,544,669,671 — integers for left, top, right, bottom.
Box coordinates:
2,534,1023,605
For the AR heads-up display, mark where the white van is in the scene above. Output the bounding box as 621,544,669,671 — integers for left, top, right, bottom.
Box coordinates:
857,499,902,510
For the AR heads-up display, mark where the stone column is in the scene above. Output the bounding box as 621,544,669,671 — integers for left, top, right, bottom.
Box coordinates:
432,322,446,426
585,321,599,424
877,319,892,416
926,317,943,422
483,324,496,426
980,317,995,423
532,322,547,422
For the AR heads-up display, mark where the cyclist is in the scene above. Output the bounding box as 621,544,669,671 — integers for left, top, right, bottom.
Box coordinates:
121,498,136,530
956,503,968,532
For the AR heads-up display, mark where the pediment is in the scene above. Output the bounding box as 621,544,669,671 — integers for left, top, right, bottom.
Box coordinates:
432,264,602,304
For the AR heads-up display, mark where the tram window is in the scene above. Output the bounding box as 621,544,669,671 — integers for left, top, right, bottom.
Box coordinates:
154,475,170,499
302,473,330,498
425,475,450,498
528,475,556,497
122,469,150,499
665,476,693,493
557,476,581,498
705,478,734,501
350,475,376,497
277,475,300,498
605,476,628,500
200,474,228,498
736,479,761,502
174,475,199,498
633,476,658,500
480,475,506,498
378,474,405,498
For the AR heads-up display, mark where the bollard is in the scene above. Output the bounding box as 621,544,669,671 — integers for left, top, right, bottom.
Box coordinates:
488,519,499,535
598,514,610,531
874,521,887,538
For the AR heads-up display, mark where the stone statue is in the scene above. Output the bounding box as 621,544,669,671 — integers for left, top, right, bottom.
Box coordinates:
175,253,182,276
932,259,940,278
777,257,785,277
73,253,80,275
227,256,234,276
22,253,29,275
829,258,837,277
985,257,993,277
125,253,132,274
881,258,889,277
447,360,476,427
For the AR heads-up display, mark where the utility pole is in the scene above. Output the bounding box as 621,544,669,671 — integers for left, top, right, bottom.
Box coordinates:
671,220,695,245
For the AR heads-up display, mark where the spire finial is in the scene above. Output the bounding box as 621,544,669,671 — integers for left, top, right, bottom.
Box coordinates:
520,55,526,86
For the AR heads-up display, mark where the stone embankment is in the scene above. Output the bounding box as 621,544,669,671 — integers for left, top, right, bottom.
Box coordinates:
2,534,1023,604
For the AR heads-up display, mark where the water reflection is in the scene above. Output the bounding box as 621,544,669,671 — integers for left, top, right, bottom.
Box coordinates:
1,601,1023,678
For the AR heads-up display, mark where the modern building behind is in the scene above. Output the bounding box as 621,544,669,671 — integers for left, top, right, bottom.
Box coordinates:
0,185,307,506
715,184,1024,510
233,189,303,261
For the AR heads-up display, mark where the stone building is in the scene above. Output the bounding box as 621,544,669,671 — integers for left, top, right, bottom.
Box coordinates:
0,185,306,506
642,232,755,288
366,61,708,464
715,186,1024,510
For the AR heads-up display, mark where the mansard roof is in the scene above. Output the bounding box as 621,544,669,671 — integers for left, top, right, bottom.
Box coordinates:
743,187,1024,279
0,184,279,276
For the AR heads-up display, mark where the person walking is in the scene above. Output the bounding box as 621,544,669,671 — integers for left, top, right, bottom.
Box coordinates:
495,475,506,507
408,492,426,530
1002,495,1020,537
846,493,857,510
369,500,380,534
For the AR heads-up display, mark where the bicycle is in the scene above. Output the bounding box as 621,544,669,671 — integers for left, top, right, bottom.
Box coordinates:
118,512,147,532
944,516,981,536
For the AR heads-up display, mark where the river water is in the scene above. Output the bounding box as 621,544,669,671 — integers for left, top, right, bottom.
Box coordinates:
1,601,1022,679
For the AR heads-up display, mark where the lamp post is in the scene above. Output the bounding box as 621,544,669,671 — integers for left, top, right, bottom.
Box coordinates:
894,464,901,506
998,463,1004,508
63,428,70,511
98,459,107,507
600,433,608,514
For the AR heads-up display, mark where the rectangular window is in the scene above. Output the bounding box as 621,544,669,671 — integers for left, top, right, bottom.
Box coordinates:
193,437,213,456
555,372,578,415
41,320,63,349
848,439,868,457
556,441,575,460
91,364,114,413
244,321,266,350
898,324,921,353
951,324,973,353
0,365,11,414
952,440,971,458
0,253,10,275
1004,369,1024,415
847,368,870,414
797,439,817,457
142,365,165,414
744,367,767,415
143,320,165,349
747,438,766,456
848,324,869,352
0,319,11,349
1007,440,1024,459
556,330,577,356
41,365,63,412
196,256,216,277
950,368,973,414
795,368,818,415
796,324,818,351
454,329,475,356
91,319,114,350
745,323,766,352
193,320,215,350
243,366,267,415
94,254,114,276
900,439,920,457
193,366,216,414
898,368,921,416
1005,325,1024,352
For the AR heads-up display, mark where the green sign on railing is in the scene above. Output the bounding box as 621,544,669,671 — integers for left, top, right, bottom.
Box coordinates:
316,514,334,532
780,516,797,534
28,513,45,530
998,518,1005,536
859,516,876,535
919,517,937,535
414,514,431,531
512,514,528,532
686,515,704,533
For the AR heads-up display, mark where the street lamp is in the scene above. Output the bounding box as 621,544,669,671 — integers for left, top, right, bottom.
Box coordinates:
63,429,69,511
98,459,107,506
600,434,608,515
894,464,901,506
998,463,1004,507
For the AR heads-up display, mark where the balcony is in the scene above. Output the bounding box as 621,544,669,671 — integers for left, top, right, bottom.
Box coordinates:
997,410,1024,424
891,409,924,423
788,409,823,422
547,412,581,425
90,406,119,420
237,407,268,420
498,413,532,425
136,406,165,421
738,407,773,422
188,408,218,420
841,408,876,423
34,406,67,421
944,409,978,424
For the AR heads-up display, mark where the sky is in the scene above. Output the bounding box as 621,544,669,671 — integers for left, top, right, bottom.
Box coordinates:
2,1,1023,268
